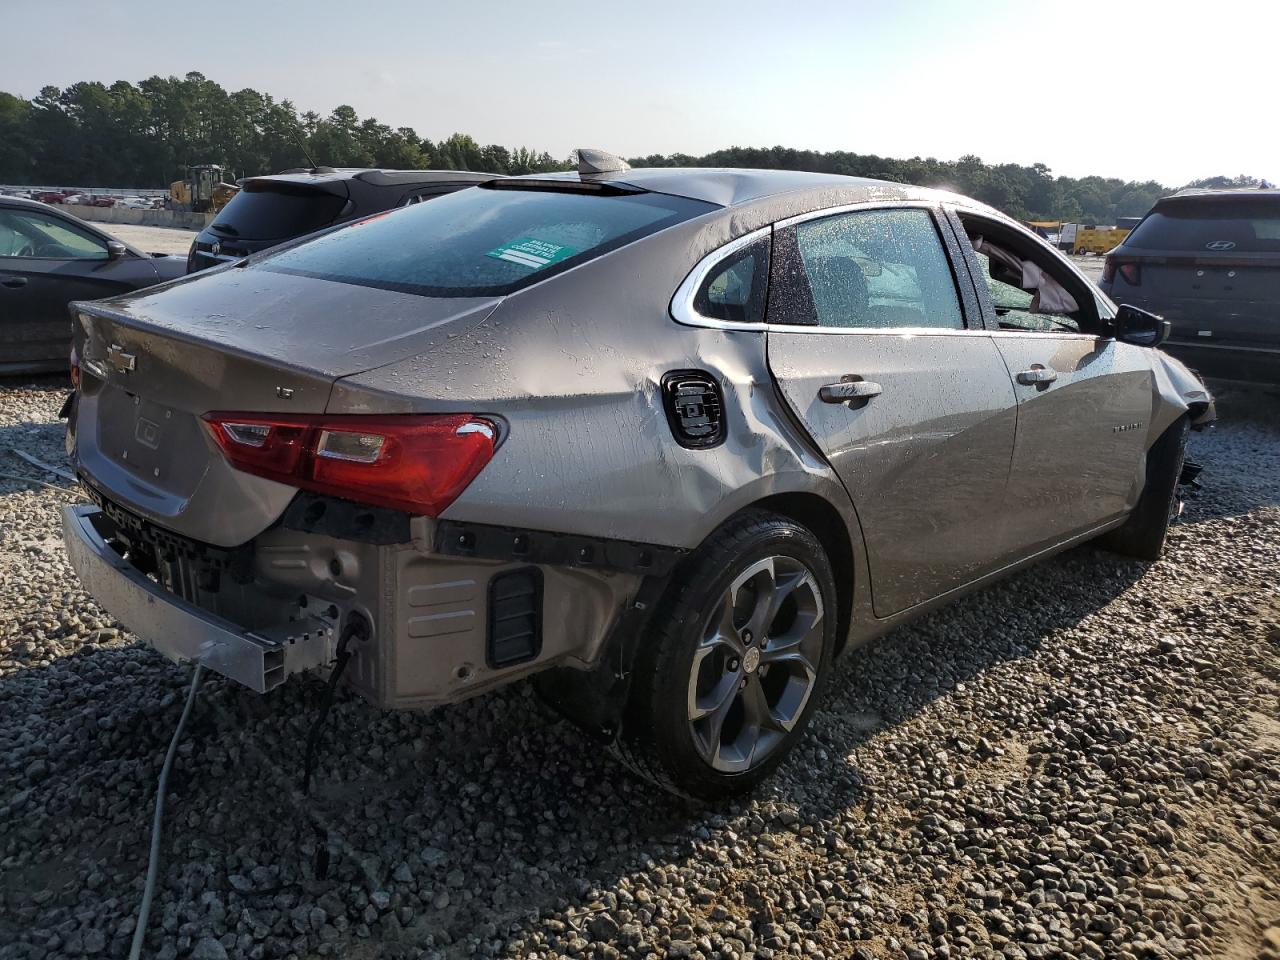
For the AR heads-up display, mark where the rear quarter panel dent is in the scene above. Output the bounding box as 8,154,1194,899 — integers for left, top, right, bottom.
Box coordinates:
331,223,856,550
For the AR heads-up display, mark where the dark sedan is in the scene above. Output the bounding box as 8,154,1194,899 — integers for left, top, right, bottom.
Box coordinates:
0,197,186,375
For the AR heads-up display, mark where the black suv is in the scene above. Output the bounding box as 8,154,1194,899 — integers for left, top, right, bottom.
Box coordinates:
186,168,497,273
1100,189,1280,384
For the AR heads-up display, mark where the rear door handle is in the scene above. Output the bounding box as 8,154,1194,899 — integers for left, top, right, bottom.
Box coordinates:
1016,367,1058,385
819,380,882,403
1,277,27,288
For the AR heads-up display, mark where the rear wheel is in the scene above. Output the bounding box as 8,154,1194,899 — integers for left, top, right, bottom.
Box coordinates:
615,511,837,800
1099,415,1189,561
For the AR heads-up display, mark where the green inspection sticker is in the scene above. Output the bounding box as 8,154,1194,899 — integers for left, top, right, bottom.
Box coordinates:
486,236,577,271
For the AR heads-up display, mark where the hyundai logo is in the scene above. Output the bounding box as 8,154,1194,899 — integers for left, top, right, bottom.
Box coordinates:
1205,240,1236,251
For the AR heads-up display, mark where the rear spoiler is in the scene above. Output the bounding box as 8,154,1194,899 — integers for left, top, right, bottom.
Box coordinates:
239,177,350,198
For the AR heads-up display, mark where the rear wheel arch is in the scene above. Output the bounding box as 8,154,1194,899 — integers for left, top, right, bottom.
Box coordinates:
732,492,855,655
616,506,840,798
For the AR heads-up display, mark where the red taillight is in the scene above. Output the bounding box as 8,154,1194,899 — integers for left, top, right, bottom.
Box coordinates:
69,346,81,389
1103,256,1140,287
202,413,497,517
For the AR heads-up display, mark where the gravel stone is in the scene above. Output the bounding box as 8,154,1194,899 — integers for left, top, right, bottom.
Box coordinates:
1,378,1278,960
190,937,228,960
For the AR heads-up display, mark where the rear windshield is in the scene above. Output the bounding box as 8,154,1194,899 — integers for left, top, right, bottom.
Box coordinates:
210,182,349,241
253,185,716,297
1126,200,1280,253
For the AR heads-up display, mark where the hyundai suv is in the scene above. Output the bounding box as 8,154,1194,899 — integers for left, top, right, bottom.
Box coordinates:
1100,189,1280,384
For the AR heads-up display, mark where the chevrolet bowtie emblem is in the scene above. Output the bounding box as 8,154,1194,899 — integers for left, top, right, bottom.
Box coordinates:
107,343,136,374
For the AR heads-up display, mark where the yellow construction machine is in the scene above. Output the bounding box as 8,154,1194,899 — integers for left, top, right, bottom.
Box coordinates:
168,164,239,214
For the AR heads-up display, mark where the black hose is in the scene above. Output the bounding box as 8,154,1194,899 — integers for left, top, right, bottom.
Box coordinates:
301,617,365,795
300,615,369,879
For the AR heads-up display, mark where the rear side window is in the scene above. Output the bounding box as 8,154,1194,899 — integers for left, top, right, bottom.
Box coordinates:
782,208,964,329
211,182,349,241
1126,200,1280,252
256,186,716,298
693,237,770,322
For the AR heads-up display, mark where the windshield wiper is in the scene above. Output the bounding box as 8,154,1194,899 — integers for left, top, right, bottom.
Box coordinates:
210,223,239,236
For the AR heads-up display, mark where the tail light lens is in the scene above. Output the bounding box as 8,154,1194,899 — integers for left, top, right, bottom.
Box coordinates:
1103,256,1141,286
69,346,81,389
202,413,497,517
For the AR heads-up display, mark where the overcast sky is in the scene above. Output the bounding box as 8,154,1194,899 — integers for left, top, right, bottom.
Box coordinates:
2,0,1274,187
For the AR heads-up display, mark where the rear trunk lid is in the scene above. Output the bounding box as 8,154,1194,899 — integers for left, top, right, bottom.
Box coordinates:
69,268,500,547
1111,252,1280,346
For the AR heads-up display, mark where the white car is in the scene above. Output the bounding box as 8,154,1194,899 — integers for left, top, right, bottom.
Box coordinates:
117,196,153,209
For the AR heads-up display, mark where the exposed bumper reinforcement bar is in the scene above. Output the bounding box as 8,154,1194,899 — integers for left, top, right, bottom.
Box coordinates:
62,504,337,693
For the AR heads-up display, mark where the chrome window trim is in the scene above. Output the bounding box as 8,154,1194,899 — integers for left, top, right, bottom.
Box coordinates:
670,225,772,330
671,199,981,335
773,197,938,230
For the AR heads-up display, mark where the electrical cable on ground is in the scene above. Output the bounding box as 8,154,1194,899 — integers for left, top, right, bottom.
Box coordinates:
300,617,366,880
128,662,205,960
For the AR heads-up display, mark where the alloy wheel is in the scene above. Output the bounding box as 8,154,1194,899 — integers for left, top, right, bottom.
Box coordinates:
686,555,825,772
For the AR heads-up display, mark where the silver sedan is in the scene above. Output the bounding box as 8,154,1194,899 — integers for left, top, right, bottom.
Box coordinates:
62,152,1212,798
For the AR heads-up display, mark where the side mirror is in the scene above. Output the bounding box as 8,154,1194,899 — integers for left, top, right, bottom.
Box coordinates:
105,240,127,260
1114,303,1170,347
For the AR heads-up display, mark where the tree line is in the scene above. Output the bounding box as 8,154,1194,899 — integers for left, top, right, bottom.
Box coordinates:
0,72,568,190
0,72,1269,223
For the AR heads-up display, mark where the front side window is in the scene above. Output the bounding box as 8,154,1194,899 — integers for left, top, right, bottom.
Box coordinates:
973,252,1080,333
0,210,107,259
958,216,1095,335
693,237,770,323
785,208,964,330
256,185,716,298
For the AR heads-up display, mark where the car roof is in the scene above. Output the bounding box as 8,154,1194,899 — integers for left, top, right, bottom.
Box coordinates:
0,195,94,217
1,195,56,211
1164,188,1280,204
502,166,972,212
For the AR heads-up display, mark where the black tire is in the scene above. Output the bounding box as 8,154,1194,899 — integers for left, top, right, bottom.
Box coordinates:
1098,415,1189,561
614,510,838,800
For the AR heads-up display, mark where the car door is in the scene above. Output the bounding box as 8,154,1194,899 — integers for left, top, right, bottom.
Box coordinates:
946,209,1153,555
763,204,1019,618
0,206,150,370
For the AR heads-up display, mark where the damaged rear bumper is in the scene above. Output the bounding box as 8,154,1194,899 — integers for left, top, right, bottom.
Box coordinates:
62,504,338,692
63,499,653,713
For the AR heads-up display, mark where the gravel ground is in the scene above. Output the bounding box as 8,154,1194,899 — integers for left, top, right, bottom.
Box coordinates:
1068,255,1104,283
102,224,197,256
1,378,1277,960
